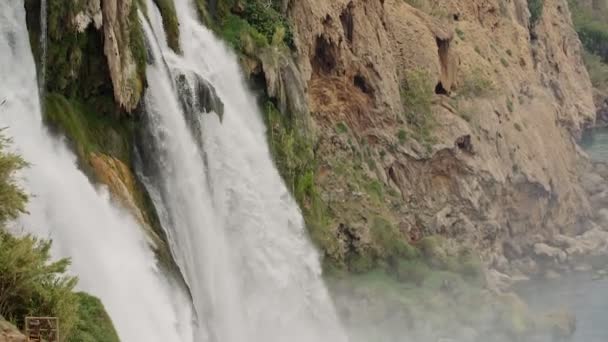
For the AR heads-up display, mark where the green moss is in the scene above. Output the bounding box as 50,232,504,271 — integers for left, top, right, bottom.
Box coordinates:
44,93,134,162
68,293,119,342
151,0,181,52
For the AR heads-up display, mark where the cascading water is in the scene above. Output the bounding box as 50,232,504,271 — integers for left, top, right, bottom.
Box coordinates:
0,3,194,342
136,0,348,340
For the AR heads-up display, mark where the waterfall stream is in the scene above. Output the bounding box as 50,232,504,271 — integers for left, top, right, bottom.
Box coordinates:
0,3,194,341
135,0,347,340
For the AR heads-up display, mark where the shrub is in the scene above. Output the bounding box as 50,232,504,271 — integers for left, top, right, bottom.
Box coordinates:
397,129,408,144
400,70,434,138
0,134,28,225
242,1,293,47
455,28,465,40
335,122,349,134
68,293,120,342
371,217,418,262
458,68,493,98
528,0,544,27
506,98,515,113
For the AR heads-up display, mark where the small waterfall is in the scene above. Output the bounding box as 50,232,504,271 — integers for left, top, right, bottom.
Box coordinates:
0,3,194,342
38,0,47,97
137,0,348,341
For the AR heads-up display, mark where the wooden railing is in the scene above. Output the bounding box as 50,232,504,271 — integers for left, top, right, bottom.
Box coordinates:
24,317,58,342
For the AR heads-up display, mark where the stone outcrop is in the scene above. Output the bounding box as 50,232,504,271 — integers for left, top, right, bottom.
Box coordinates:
0,319,25,342
88,153,168,255
102,0,143,112
284,0,599,271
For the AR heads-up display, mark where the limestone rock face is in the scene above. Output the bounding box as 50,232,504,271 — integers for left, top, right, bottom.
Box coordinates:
102,0,142,112
0,319,25,342
286,0,598,268
88,153,166,252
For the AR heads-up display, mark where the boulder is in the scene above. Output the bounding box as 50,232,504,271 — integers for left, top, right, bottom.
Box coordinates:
533,243,567,263
581,172,605,195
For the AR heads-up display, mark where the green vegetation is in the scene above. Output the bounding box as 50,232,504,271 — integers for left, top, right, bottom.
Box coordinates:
335,122,349,134
151,0,181,52
584,51,608,92
507,97,514,113
0,135,118,341
569,1,608,97
0,135,28,225
211,0,293,55
400,70,435,144
458,68,493,98
500,57,509,67
0,231,79,338
455,28,465,40
45,0,146,105
45,93,134,162
68,293,120,342
570,0,608,61
528,0,544,27
397,129,408,144
263,101,336,261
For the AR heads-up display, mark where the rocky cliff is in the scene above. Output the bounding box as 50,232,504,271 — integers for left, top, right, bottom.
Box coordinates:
277,0,603,281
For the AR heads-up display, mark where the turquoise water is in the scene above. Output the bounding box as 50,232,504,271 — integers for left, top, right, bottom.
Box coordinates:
514,131,608,341
517,274,608,342
581,128,608,161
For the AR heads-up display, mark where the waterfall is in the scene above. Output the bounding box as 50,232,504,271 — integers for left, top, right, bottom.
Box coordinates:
0,3,194,342
136,0,348,341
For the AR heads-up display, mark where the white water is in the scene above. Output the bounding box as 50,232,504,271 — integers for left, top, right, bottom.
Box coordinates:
137,0,347,341
0,3,194,342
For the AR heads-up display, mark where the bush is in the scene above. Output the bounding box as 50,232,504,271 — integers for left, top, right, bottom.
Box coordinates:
0,231,79,339
242,1,293,47
458,69,493,98
0,134,28,225
371,217,419,262
400,70,434,137
68,293,120,342
528,0,544,27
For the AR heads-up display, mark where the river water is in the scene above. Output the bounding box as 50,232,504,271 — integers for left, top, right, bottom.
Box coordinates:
516,274,608,342
514,128,608,341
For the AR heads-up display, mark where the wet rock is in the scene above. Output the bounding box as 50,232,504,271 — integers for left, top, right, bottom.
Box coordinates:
533,243,567,263
581,172,605,195
174,71,224,120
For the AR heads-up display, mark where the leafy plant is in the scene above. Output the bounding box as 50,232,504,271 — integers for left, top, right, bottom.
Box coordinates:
400,70,435,140
528,0,544,27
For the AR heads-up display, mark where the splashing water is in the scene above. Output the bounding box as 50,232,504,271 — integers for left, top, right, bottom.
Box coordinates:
136,0,348,341
0,3,194,342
